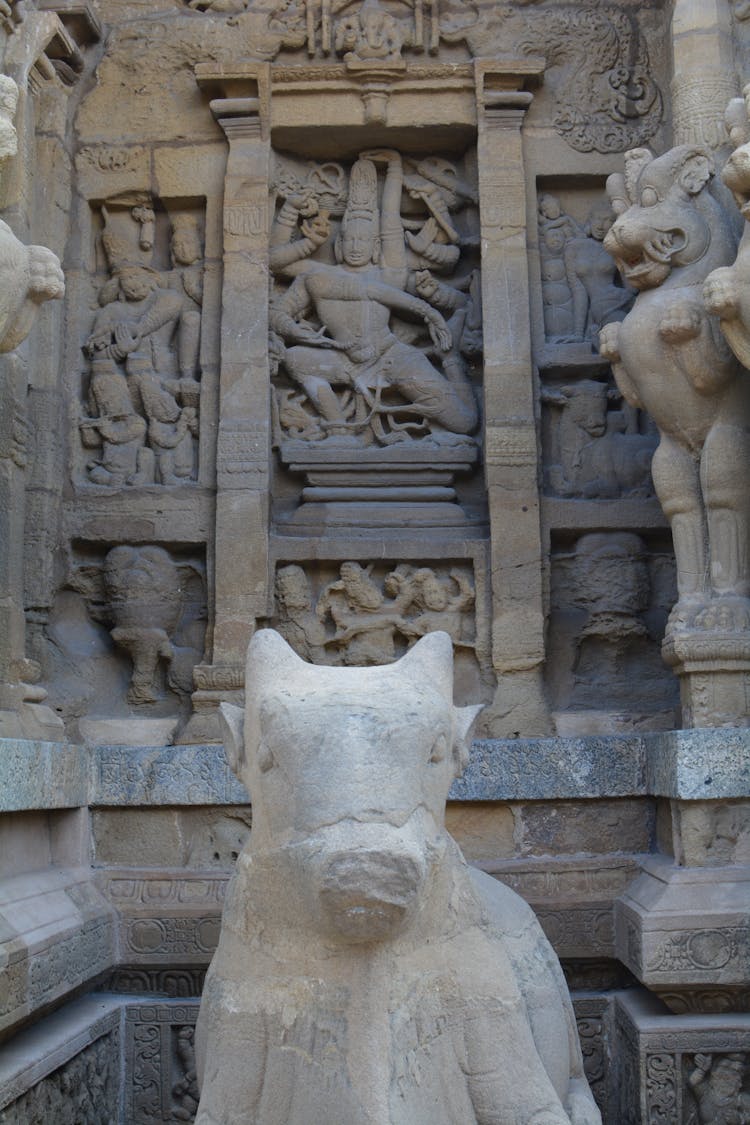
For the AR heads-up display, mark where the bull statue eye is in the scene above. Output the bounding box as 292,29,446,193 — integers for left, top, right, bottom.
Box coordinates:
257,740,274,774
640,186,658,207
429,733,449,764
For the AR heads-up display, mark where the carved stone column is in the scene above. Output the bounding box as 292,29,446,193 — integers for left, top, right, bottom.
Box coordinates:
185,65,272,741
672,0,738,149
475,61,552,737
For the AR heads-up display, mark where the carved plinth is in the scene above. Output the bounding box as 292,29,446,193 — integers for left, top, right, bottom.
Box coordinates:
663,630,750,728
614,988,750,1125
177,663,244,744
278,438,479,528
615,856,750,1014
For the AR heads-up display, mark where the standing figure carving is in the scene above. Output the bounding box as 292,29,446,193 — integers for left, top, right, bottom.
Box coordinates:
270,149,479,447
80,200,201,486
599,145,750,635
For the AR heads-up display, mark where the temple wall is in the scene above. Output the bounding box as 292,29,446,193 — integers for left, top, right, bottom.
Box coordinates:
0,1,749,1121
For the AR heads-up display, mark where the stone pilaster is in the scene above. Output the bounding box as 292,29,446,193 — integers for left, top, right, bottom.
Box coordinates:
184,65,272,741
671,0,738,149
475,60,552,737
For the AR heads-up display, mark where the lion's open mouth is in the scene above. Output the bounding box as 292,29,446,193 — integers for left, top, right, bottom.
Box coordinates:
616,229,686,283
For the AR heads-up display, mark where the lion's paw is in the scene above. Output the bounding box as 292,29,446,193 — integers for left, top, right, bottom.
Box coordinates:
703,268,740,319
658,303,703,343
27,245,65,302
597,321,620,361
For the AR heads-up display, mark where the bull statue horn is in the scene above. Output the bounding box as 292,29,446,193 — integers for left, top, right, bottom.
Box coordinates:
247,628,305,681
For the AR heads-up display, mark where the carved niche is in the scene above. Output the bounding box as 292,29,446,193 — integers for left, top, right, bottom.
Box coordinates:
79,194,204,488
546,533,679,732
537,191,633,351
270,148,480,450
59,545,207,716
540,378,656,501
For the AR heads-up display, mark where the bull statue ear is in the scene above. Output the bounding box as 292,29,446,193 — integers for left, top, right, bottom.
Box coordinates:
398,631,453,699
679,150,713,195
219,702,245,776
246,628,305,689
452,703,483,777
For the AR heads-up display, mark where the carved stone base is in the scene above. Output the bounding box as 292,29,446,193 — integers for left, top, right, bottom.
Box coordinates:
0,699,64,742
663,629,750,727
614,988,750,1125
278,439,479,527
615,856,750,1011
177,663,244,745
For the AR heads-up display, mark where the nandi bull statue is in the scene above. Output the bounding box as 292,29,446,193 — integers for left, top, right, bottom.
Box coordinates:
195,629,601,1124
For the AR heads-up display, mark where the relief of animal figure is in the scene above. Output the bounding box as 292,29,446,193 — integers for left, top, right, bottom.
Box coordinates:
195,629,600,1125
599,145,750,634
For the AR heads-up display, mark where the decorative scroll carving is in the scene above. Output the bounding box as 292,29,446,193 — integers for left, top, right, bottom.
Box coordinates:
80,195,202,487
270,148,480,449
272,561,475,665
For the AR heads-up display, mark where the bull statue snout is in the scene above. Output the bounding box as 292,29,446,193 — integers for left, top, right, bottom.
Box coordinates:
319,847,425,942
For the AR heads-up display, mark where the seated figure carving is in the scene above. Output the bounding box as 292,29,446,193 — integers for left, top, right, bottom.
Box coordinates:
599,144,750,634
269,149,479,446
195,629,601,1124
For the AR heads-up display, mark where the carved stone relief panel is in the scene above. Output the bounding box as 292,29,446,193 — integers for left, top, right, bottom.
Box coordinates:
536,184,634,355
0,1030,121,1125
615,992,750,1125
43,545,206,733
124,1004,200,1124
78,193,204,489
267,559,489,703
547,532,679,733
540,375,657,501
179,1,665,156
269,147,481,453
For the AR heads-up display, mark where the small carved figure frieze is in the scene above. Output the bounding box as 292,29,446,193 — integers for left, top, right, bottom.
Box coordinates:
272,560,475,667
541,378,656,500
79,195,203,488
270,148,480,449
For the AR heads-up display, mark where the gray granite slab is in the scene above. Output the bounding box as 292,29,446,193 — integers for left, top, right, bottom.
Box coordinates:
450,735,646,800
3,727,748,810
646,727,750,798
92,744,249,806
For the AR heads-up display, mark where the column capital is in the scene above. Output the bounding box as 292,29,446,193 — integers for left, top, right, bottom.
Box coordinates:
195,62,271,139
474,56,543,121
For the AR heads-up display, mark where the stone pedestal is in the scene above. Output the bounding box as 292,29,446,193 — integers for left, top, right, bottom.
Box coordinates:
614,989,750,1124
663,630,750,728
277,438,479,529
